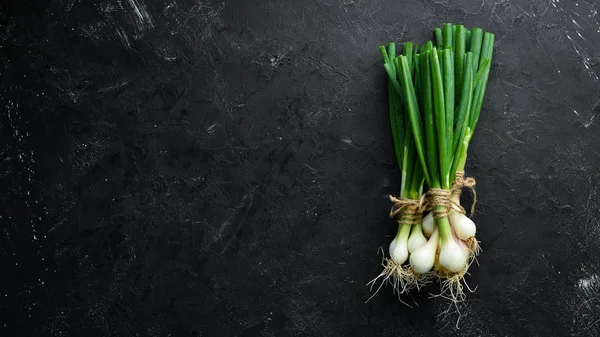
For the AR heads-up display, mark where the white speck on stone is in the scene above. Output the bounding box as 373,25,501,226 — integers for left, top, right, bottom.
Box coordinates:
578,275,600,290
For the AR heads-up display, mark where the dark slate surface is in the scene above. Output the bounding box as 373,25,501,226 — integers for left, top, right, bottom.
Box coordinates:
2,0,600,336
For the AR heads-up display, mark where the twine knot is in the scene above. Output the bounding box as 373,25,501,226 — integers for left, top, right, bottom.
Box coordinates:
388,196,426,225
427,188,461,219
388,171,478,223
451,171,477,216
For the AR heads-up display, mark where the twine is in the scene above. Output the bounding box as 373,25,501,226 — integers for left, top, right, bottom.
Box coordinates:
388,171,477,223
427,188,455,219
426,171,477,219
452,171,477,216
388,195,426,225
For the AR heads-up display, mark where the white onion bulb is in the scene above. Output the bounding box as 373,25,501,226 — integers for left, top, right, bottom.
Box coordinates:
389,237,398,255
409,228,439,274
389,225,410,264
449,211,476,240
422,212,434,236
407,224,427,253
438,236,468,273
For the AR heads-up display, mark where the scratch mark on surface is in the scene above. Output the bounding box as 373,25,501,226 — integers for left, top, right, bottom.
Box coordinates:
548,0,600,81
313,58,351,79
583,180,597,235
516,4,531,17
270,53,285,67
127,0,154,32
66,0,78,12
207,123,218,134
182,2,227,56
209,192,256,254
572,272,600,334
156,43,178,62
115,28,131,49
572,108,597,128
565,33,599,81
98,81,130,93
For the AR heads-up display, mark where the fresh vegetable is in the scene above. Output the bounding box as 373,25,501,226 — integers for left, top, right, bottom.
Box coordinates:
367,42,431,299
369,23,494,305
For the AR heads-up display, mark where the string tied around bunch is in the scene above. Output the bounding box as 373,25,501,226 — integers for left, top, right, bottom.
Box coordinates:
451,170,477,216
388,195,427,225
427,188,459,219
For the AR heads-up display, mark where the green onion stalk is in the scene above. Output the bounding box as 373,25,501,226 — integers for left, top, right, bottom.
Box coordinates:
368,42,432,299
378,23,495,303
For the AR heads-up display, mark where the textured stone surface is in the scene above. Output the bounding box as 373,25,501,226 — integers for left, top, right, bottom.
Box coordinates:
2,0,600,336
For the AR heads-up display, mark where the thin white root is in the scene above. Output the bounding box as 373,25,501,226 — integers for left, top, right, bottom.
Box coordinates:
433,253,478,300
403,268,435,291
366,247,395,302
432,272,468,303
437,299,467,330
366,248,432,306
430,272,469,330
393,264,418,295
430,244,479,325
467,237,481,258
429,238,481,328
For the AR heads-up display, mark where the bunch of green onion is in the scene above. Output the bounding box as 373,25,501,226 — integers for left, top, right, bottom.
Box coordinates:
369,23,494,303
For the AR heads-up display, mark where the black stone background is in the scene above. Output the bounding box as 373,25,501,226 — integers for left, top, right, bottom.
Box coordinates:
2,0,600,336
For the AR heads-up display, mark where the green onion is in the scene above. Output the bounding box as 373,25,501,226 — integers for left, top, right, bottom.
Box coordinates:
416,52,437,187
454,25,466,104
450,53,474,178
443,48,454,159
430,48,449,188
465,29,471,51
469,28,484,72
434,28,443,48
443,23,453,49
372,23,495,307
